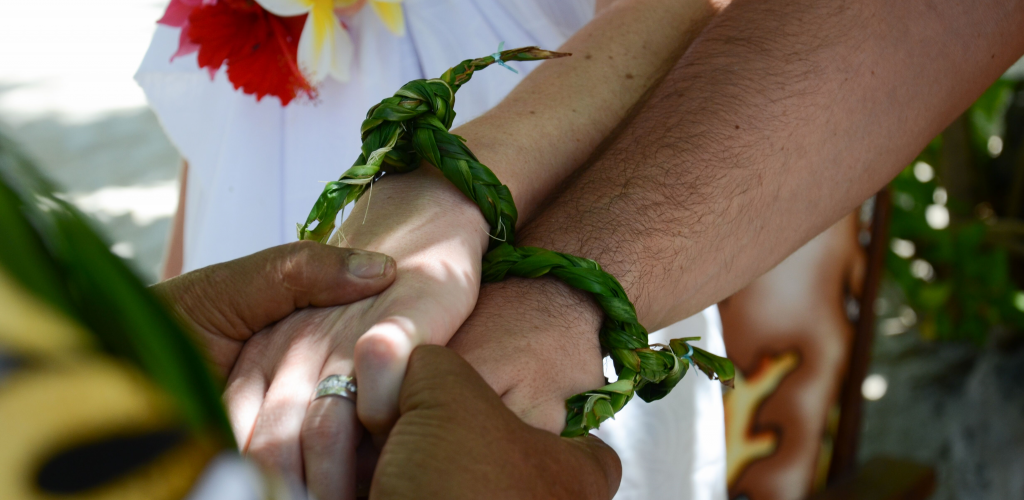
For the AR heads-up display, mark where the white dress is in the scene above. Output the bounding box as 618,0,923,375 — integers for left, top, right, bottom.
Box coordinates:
137,1,726,498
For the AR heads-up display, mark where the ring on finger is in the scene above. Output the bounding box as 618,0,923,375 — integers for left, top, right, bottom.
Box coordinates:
313,374,357,403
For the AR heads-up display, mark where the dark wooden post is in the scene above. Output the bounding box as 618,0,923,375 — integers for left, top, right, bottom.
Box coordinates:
827,189,892,484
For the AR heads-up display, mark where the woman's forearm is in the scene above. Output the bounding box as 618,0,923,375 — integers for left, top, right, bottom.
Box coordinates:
453,0,727,225
336,0,726,252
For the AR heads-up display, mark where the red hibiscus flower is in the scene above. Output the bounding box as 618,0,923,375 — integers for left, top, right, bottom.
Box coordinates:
159,0,314,105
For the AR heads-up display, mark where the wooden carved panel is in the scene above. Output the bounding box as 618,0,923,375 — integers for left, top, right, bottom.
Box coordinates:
722,212,866,500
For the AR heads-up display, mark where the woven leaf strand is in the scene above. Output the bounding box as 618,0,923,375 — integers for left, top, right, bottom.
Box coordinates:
299,47,569,246
300,47,735,437
484,243,734,436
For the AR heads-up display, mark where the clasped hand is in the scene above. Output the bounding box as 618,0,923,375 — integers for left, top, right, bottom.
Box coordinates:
158,167,612,499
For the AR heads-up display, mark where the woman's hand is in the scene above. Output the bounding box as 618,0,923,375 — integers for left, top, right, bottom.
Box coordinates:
223,167,489,499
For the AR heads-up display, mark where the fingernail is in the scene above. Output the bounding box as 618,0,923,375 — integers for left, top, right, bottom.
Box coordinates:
348,251,391,279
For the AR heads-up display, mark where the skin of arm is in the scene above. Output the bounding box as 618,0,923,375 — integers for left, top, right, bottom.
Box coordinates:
449,0,1024,432
454,0,728,221
220,1,729,498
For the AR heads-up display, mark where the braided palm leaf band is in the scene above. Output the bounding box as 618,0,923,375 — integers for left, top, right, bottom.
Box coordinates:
297,47,559,244
300,47,735,437
483,244,734,437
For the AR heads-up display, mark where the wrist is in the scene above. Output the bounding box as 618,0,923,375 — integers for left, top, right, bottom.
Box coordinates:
450,273,607,433
338,166,490,258
451,121,537,223
475,276,603,346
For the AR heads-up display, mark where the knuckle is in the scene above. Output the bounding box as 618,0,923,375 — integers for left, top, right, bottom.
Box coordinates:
356,320,417,361
278,241,324,293
360,409,397,435
355,333,398,364
289,239,322,254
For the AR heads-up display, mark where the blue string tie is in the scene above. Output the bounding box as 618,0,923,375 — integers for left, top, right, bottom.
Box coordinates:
681,344,694,366
491,41,519,74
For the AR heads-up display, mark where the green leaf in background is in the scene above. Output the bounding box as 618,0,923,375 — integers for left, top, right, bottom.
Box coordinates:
0,165,76,321
886,77,1024,344
968,79,1015,154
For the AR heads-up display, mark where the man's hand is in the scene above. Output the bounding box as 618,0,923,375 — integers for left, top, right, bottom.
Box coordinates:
372,345,621,500
152,241,397,378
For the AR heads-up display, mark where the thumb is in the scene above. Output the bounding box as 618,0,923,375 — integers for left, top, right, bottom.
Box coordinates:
156,240,396,343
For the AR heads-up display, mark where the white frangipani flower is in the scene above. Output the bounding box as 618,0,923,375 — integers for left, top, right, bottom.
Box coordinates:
255,0,405,84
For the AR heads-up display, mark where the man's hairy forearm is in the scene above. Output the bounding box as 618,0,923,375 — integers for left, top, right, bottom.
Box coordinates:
454,0,725,223
516,0,1024,330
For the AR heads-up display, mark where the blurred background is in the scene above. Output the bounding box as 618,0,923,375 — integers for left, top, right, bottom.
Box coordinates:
0,0,179,283
1,1,1022,499
857,68,1024,498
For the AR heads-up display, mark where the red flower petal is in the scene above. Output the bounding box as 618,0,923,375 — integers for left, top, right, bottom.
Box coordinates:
171,22,201,61
187,0,313,105
159,0,203,61
158,0,203,28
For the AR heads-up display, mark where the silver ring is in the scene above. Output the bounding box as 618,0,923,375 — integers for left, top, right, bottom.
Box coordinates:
314,375,357,402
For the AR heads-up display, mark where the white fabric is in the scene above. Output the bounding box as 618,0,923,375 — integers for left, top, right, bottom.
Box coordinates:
595,306,728,500
135,0,594,272
136,1,726,497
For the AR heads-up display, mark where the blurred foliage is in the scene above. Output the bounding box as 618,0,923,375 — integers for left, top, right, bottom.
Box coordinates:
887,78,1024,344
0,133,233,443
